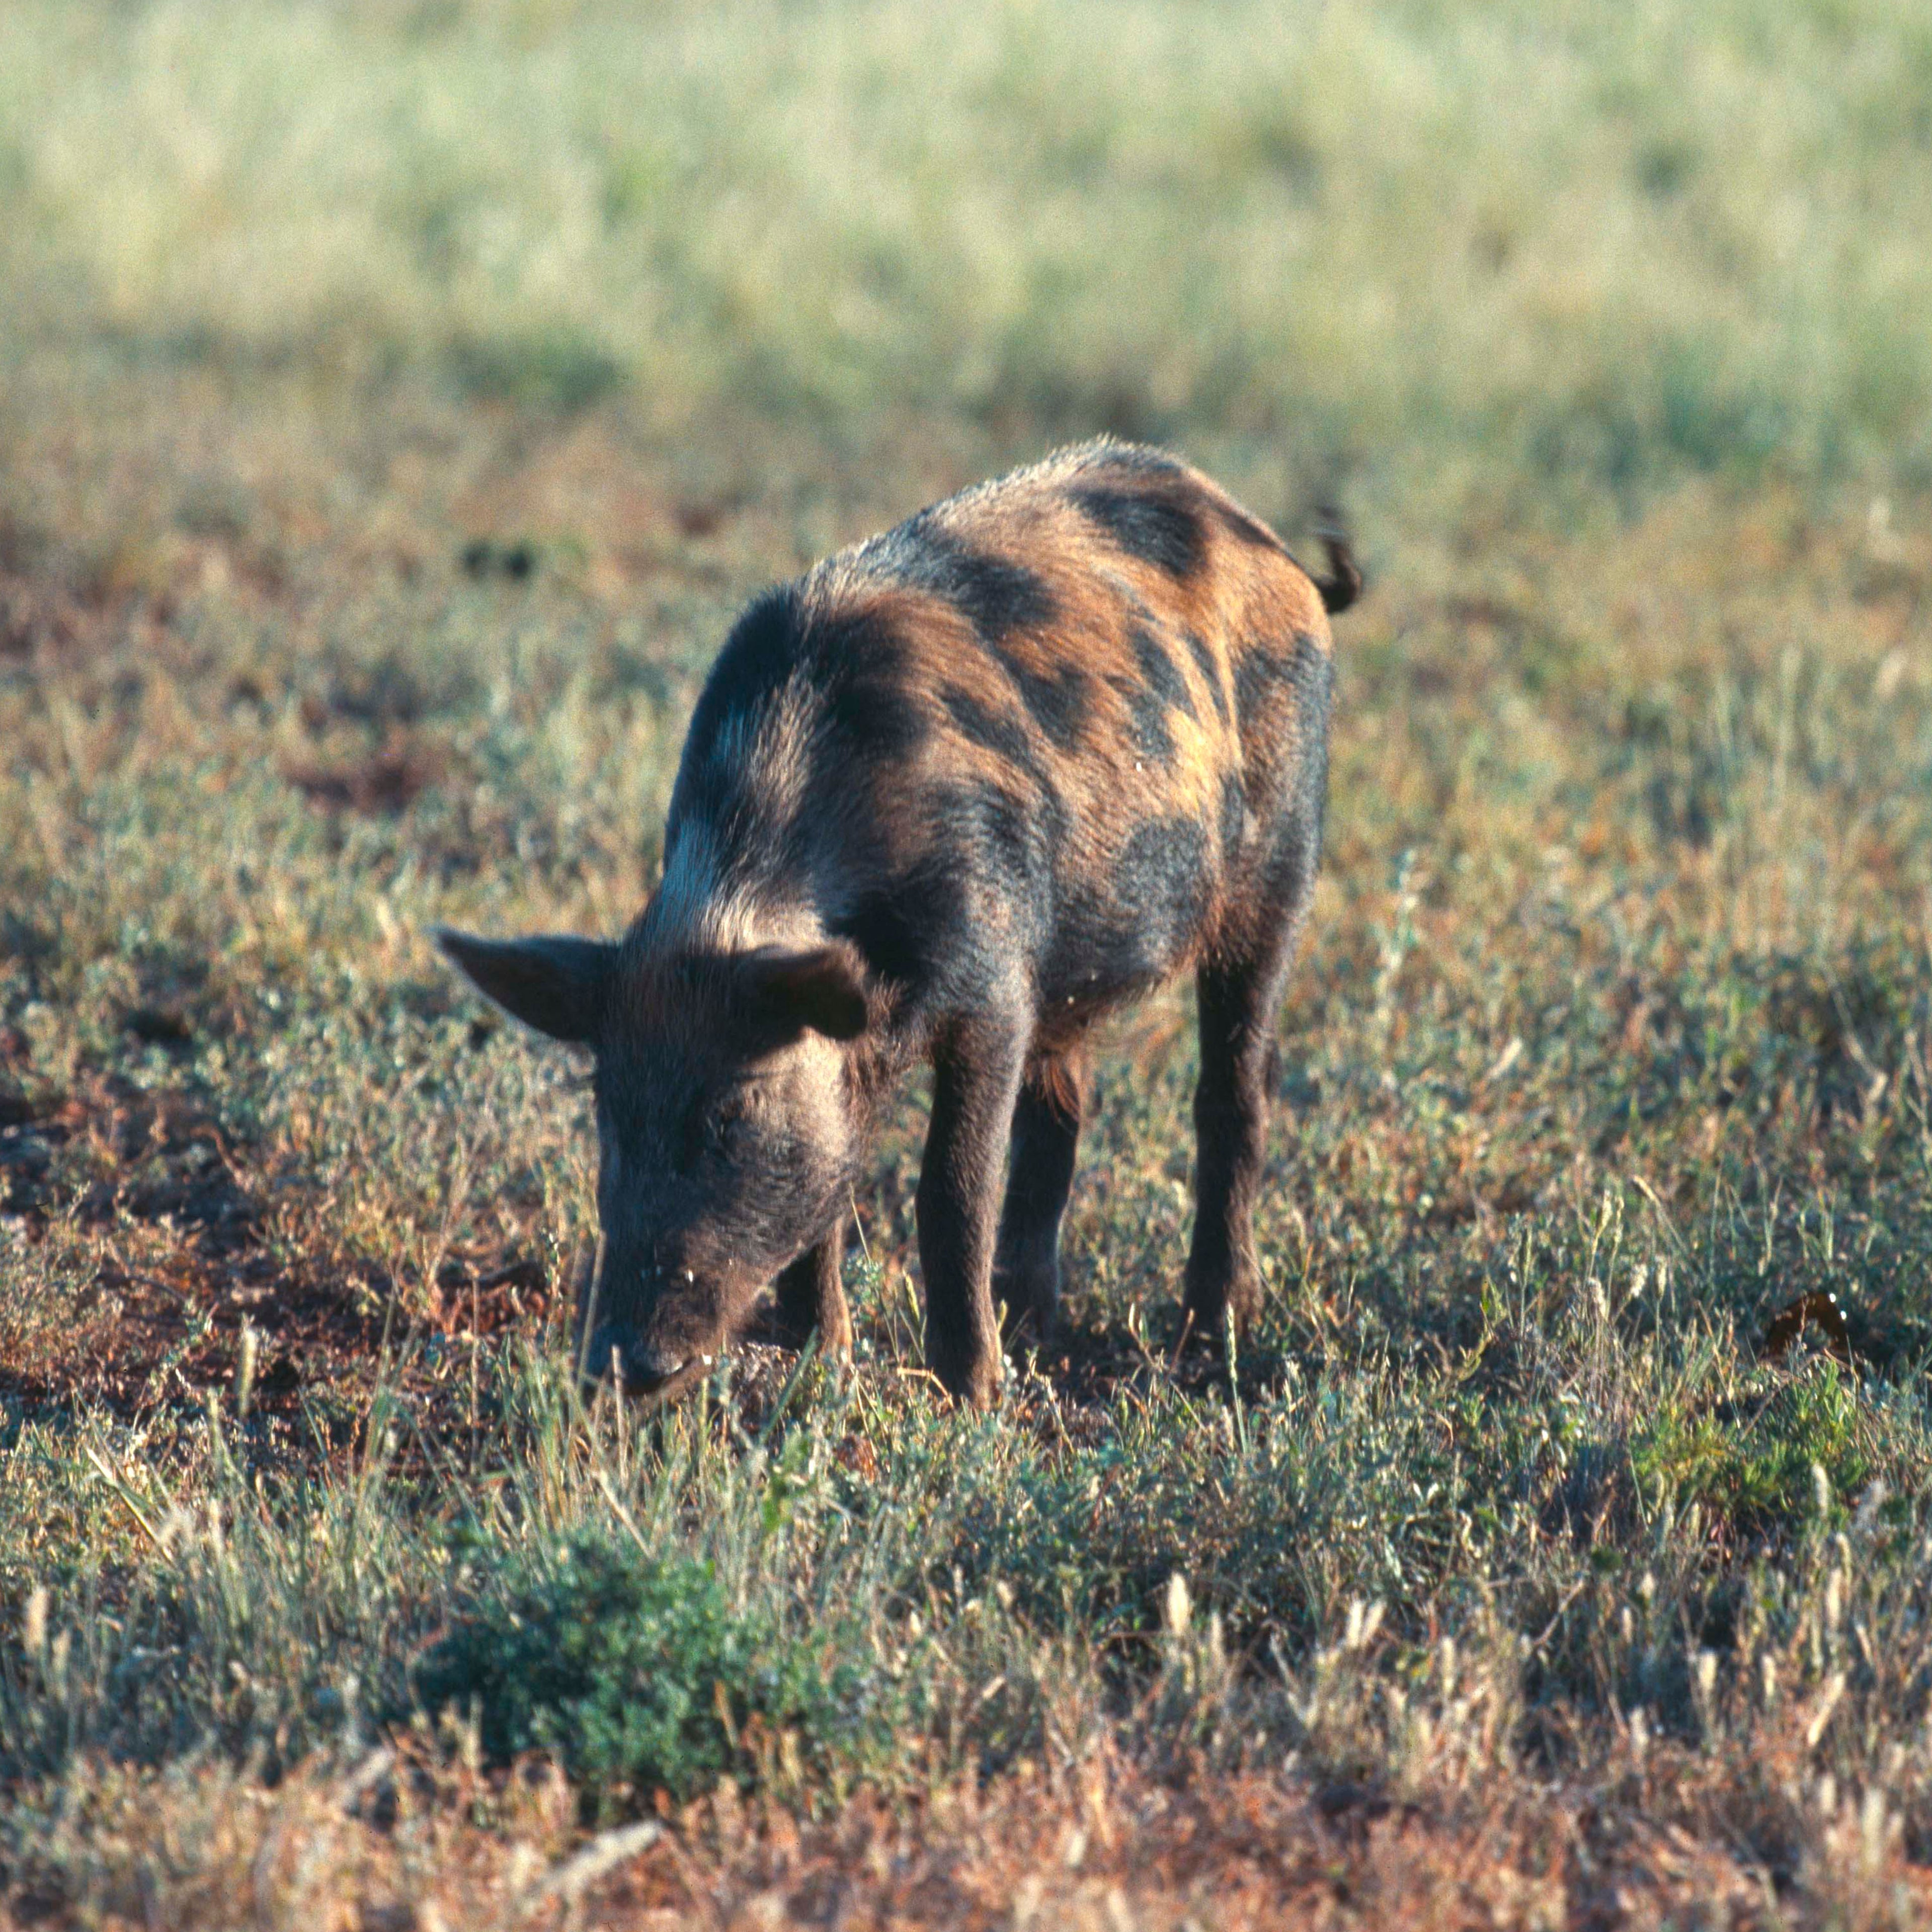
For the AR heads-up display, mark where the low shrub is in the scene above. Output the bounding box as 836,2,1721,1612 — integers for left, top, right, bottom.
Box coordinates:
413,1525,910,1813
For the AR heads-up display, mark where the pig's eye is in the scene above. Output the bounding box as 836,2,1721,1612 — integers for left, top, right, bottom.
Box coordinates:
678,1093,748,1171
705,1095,749,1155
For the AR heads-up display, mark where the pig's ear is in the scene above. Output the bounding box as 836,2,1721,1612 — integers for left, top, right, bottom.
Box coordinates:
740,943,870,1043
436,929,614,1045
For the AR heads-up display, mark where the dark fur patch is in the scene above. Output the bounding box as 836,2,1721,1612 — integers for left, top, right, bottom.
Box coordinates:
1184,630,1229,724
991,650,1090,752
973,782,1038,882
814,609,931,764
835,862,967,992
941,684,1040,772
937,778,1058,899
938,687,1070,881
1043,893,1154,1006
671,591,929,851
887,519,1057,644
1116,817,1212,931
1115,673,1175,767
1248,632,1333,905
1234,629,1330,754
1085,443,1184,479
836,774,1070,998
1231,635,1300,730
824,670,928,766
1220,770,1248,856
1049,815,1211,1001
1070,486,1207,580
1214,501,1286,552
676,585,799,796
1130,625,1195,722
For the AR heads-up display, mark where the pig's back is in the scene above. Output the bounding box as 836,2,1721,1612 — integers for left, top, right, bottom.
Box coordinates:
657,440,1333,1027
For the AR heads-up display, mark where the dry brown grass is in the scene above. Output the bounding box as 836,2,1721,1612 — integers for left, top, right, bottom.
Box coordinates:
12,1737,1932,1930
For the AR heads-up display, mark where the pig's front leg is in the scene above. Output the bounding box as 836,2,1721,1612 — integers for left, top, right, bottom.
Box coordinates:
916,1013,1026,1408
771,1219,851,1361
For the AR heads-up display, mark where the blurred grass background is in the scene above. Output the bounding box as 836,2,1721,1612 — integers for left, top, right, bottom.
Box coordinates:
4,0,1929,507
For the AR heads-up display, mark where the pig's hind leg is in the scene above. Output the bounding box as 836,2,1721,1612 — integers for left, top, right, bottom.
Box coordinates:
993,1048,1089,1348
1183,831,1317,1344
1182,950,1289,1345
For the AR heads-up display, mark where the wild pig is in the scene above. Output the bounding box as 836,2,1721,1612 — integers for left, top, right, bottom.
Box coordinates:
439,439,1356,1408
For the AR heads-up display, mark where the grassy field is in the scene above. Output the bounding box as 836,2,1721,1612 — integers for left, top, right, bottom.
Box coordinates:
3,2,1932,1924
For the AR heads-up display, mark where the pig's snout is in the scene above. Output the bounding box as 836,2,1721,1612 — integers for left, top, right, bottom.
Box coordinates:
577,1245,707,1392
580,1322,708,1393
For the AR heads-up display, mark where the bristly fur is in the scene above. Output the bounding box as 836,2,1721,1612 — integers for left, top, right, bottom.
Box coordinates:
444,439,1357,1408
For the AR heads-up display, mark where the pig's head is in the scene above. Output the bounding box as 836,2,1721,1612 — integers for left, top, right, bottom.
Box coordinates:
437,927,869,1396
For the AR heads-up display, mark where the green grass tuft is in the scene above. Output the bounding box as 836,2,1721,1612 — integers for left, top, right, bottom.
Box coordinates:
414,1524,910,1813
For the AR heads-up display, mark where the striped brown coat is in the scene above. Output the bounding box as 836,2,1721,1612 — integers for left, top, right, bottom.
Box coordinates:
442,440,1357,1406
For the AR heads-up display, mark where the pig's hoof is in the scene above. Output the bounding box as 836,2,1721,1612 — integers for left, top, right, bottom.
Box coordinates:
959,1369,1003,1411
929,1344,1003,1410
1180,1267,1262,1350
994,1258,1059,1349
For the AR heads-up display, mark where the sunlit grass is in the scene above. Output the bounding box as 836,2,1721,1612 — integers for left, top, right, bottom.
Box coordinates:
3,1,1932,1922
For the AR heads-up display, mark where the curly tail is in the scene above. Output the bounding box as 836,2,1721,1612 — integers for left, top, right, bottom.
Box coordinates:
1310,509,1363,616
